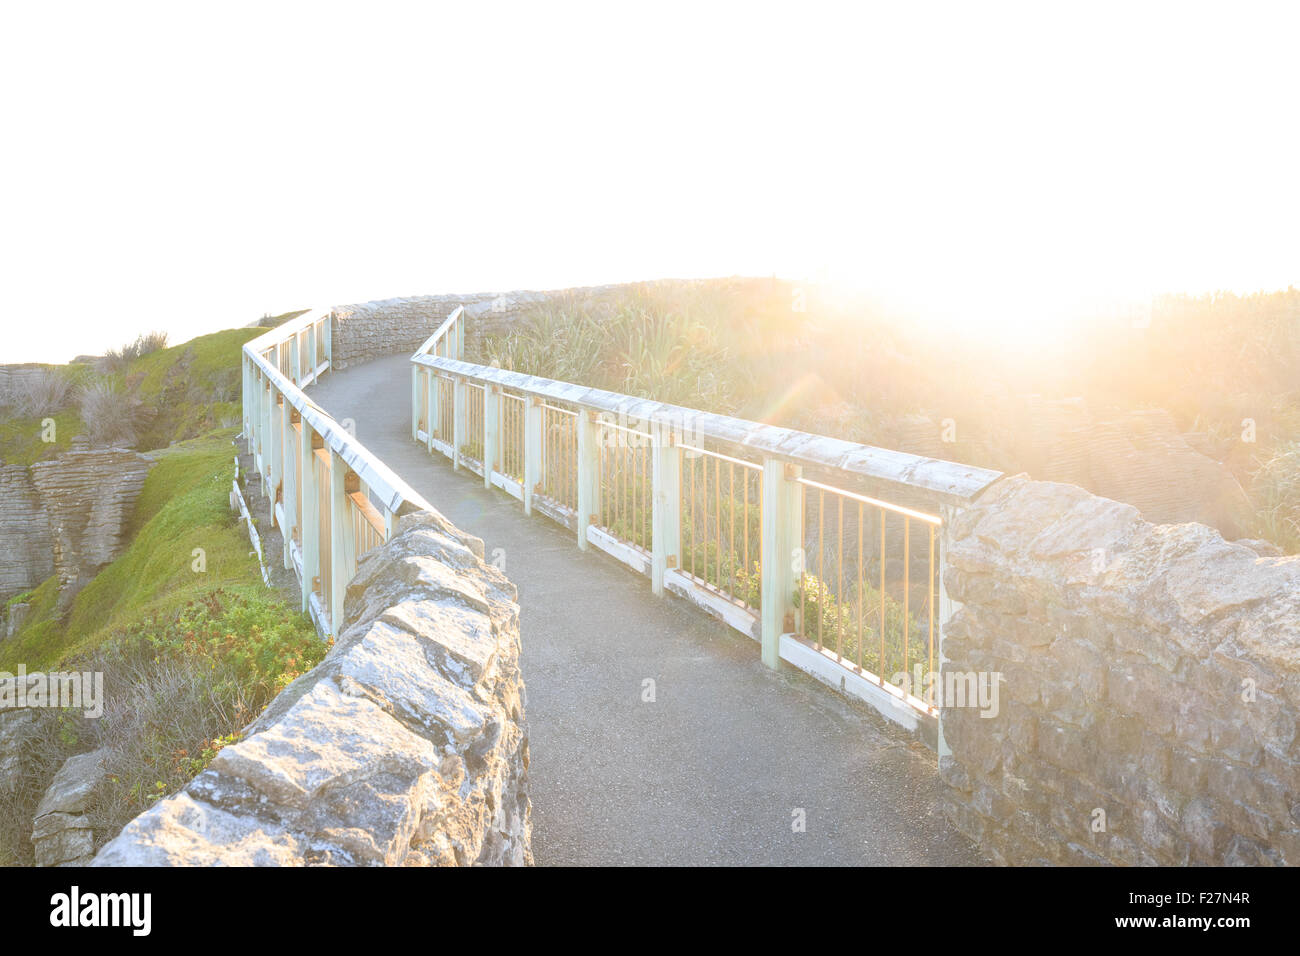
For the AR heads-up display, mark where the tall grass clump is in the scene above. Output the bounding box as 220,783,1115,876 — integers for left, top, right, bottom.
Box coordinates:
1251,441,1300,554
481,283,751,413
101,331,169,373
79,378,139,447
6,367,72,418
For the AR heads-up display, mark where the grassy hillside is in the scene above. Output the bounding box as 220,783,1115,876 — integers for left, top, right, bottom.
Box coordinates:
0,428,313,671
125,328,259,450
0,409,85,466
0,320,322,864
0,326,261,463
0,426,323,864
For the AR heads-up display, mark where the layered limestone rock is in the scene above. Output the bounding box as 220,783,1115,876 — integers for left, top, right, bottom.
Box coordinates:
92,510,531,866
0,708,38,794
0,464,53,598
940,475,1300,865
28,449,152,605
32,748,108,866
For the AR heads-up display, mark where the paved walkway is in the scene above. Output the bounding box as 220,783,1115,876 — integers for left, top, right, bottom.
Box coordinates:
309,353,983,865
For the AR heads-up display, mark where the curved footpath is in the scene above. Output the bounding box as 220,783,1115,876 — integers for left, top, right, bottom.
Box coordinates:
308,353,983,865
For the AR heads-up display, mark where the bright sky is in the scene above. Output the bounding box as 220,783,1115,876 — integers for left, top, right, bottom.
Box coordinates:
2,1,1297,363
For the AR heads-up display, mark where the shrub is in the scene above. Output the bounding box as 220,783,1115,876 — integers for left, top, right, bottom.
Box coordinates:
6,367,72,418
0,589,322,864
99,331,170,374
79,378,138,447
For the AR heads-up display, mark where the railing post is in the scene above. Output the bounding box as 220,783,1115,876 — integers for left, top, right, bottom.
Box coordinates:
410,364,419,441
261,373,272,480
268,393,282,523
329,452,355,635
760,459,802,669
576,410,601,550
280,404,296,571
650,421,680,593
249,367,259,460
456,312,465,360
309,321,318,379
250,366,259,456
322,313,332,370
299,422,319,615
523,396,543,516
452,377,466,471
484,385,501,490
936,504,958,758
290,332,302,386
425,368,436,452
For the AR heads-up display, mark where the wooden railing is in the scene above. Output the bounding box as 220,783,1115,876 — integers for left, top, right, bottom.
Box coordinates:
242,309,435,637
410,319,1004,737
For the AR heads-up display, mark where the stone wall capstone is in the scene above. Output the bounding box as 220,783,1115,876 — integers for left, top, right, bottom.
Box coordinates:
92,509,531,866
939,475,1300,866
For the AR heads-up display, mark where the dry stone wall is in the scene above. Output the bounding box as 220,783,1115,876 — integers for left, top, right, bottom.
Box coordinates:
939,475,1300,865
328,282,640,368
93,509,531,866
330,295,478,369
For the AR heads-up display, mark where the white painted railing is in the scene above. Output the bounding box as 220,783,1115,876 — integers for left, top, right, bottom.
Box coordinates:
242,309,435,637
410,310,1004,738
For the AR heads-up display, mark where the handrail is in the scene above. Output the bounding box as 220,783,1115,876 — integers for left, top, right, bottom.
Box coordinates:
241,307,436,637
408,313,1005,737
412,354,1000,506
414,305,466,360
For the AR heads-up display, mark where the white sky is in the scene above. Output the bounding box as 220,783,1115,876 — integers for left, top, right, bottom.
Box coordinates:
2,1,1297,363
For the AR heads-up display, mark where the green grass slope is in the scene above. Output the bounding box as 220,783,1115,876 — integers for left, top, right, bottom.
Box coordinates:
1,427,312,670
125,328,262,450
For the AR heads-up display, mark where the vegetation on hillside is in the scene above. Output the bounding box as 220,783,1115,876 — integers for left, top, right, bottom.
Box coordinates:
477,281,1300,552
0,429,322,864
0,318,319,864
0,326,262,464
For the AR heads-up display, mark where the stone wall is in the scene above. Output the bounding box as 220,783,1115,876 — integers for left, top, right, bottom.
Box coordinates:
328,281,649,368
330,295,480,369
92,509,531,866
939,475,1300,865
